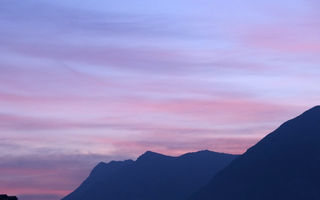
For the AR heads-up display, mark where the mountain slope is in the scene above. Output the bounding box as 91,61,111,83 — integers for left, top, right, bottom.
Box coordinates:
62,150,237,200
190,106,320,200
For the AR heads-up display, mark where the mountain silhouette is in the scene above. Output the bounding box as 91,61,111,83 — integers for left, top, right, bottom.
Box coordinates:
62,150,237,200
0,194,18,200
190,106,320,200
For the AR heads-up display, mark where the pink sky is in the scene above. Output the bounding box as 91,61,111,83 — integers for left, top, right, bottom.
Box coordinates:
1,0,320,199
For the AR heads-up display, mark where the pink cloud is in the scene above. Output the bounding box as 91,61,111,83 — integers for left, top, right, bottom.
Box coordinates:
0,93,300,132
1,1,320,199
0,153,123,199
236,6,320,56
244,25,320,54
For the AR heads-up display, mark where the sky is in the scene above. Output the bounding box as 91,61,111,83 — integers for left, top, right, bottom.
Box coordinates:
1,0,320,199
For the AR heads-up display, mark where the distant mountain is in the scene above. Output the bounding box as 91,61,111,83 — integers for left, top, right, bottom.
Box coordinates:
190,106,320,200
62,150,237,200
0,194,18,200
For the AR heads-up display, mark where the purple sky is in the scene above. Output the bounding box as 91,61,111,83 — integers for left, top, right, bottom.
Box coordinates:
1,0,320,199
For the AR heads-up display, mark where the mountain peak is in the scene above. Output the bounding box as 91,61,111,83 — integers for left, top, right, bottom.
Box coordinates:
90,160,133,177
136,151,170,162
144,150,158,154
190,105,320,200
285,105,320,127
194,150,229,155
181,150,213,157
63,150,236,200
246,105,320,153
310,105,320,110
301,105,320,117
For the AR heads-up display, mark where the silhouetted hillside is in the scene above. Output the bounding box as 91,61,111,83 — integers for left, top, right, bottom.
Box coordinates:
0,194,18,200
190,106,320,200
62,150,237,200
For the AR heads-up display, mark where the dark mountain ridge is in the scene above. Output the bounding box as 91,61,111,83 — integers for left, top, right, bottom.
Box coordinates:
62,150,237,200
190,106,320,200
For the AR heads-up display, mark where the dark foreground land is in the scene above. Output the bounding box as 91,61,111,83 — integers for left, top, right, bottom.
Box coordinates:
63,106,320,200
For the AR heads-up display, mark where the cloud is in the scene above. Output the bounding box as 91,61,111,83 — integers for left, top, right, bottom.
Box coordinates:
0,153,127,199
0,93,300,133
0,0,202,44
18,194,62,200
1,1,320,200
234,2,320,56
0,136,257,199
0,1,277,77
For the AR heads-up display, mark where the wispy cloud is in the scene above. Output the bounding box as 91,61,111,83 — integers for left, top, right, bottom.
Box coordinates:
1,0,320,199
0,153,127,200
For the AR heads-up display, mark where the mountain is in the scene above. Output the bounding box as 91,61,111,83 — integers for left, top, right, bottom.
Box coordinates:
0,194,18,200
190,106,320,200
62,150,237,200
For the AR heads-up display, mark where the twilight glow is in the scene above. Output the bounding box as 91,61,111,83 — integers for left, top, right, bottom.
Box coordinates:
1,0,320,199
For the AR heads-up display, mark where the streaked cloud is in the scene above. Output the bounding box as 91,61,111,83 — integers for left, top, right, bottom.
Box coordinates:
1,0,320,199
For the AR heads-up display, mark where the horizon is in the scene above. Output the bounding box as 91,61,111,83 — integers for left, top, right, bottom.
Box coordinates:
1,0,320,199
71,104,320,159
